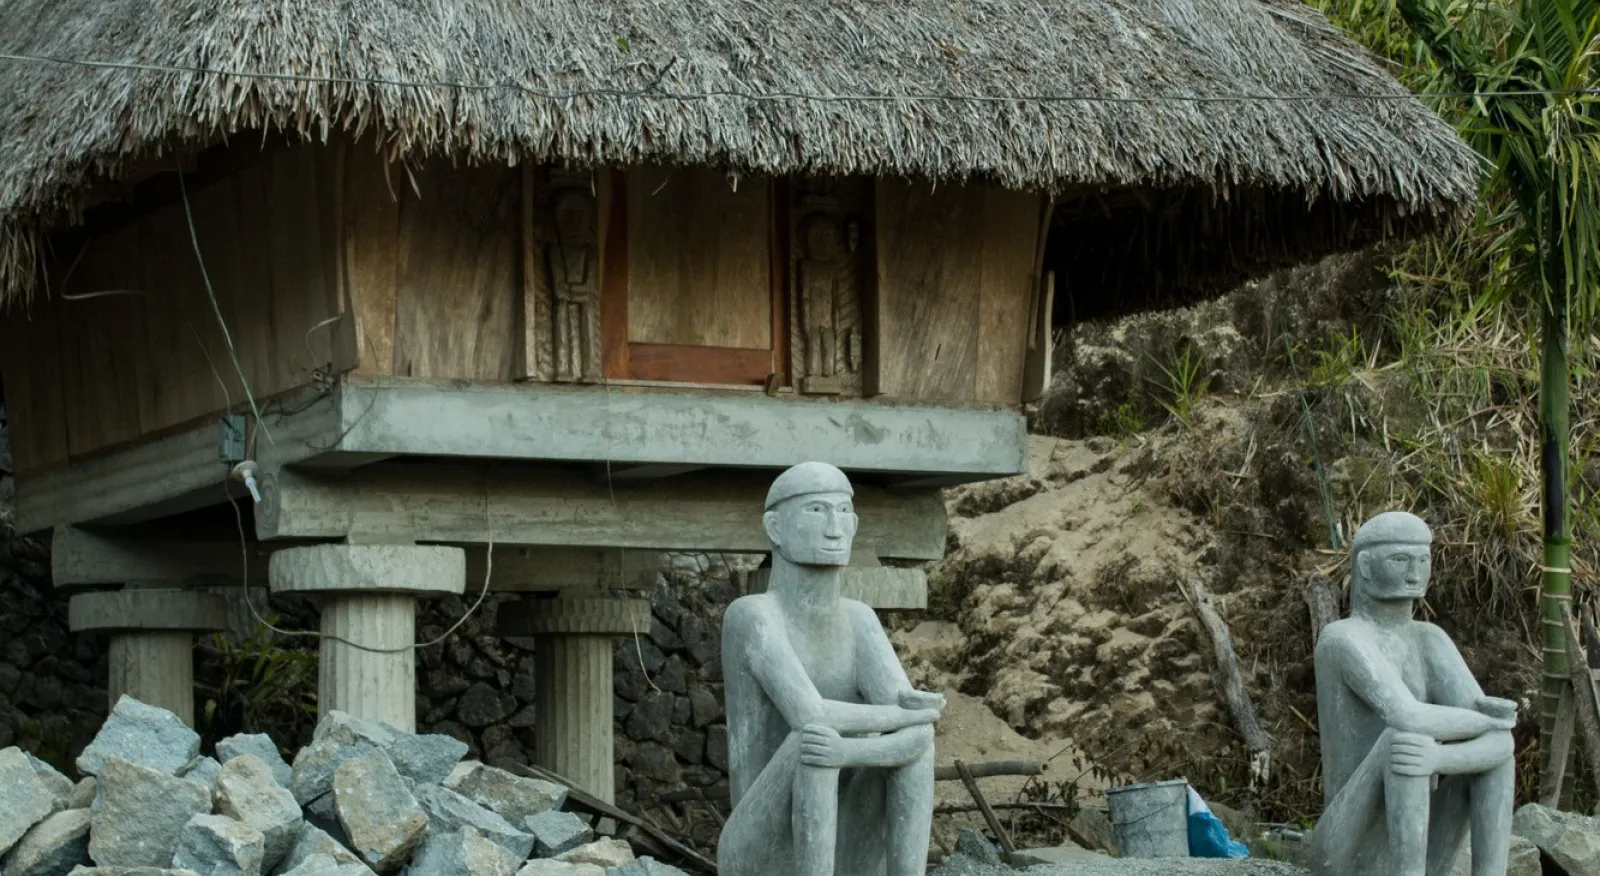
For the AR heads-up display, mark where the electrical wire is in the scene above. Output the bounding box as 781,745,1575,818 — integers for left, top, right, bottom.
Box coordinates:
1,49,1597,105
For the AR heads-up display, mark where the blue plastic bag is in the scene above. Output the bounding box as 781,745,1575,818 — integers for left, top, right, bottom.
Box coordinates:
1186,786,1250,858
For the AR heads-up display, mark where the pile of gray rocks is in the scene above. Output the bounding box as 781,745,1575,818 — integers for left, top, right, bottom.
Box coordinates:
0,695,692,876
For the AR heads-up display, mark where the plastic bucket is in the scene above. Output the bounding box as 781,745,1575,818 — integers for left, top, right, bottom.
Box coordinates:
1104,778,1190,858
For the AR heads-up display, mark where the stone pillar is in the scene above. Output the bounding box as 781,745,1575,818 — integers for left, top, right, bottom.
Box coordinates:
268,545,465,733
499,596,652,803
68,589,229,726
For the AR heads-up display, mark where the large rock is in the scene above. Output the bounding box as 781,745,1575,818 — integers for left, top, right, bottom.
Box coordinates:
215,735,292,789
23,753,77,810
87,758,212,868
406,827,520,876
176,757,222,794
3,809,92,876
277,853,375,876
291,712,466,807
213,755,302,870
66,780,96,812
0,747,56,857
512,863,604,876
67,863,201,869
1448,833,1540,876
413,785,533,859
553,839,634,870
278,823,371,876
443,763,566,824
332,753,427,873
171,815,265,876
523,810,592,858
607,858,691,876
75,697,200,778
1514,803,1600,876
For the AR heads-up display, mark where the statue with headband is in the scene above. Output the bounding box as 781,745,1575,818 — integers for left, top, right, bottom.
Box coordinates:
718,461,944,876
1307,511,1516,876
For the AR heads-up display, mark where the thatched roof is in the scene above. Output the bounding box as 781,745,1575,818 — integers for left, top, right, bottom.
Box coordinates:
0,0,1481,310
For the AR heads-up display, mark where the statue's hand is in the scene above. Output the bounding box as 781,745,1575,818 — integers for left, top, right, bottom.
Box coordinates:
800,723,848,769
898,689,947,716
1389,731,1441,777
1473,695,1518,724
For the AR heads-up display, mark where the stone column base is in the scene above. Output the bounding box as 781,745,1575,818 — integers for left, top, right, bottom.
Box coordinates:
269,544,466,733
68,589,230,726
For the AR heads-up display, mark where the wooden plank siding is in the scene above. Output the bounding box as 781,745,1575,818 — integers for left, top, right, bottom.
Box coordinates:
870,180,1042,406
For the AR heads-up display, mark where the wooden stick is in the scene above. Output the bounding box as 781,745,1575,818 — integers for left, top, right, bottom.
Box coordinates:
1538,685,1576,808
1560,605,1600,796
511,762,718,875
1189,580,1273,784
955,759,1017,865
1302,573,1340,646
934,801,1078,815
652,759,1046,804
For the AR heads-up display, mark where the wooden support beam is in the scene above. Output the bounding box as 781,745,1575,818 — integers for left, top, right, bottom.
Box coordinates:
52,526,276,589
256,463,948,560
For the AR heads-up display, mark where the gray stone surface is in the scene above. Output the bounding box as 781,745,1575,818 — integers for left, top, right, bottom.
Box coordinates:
523,810,592,858
215,734,292,789
67,780,96,813
176,757,221,793
0,747,57,857
214,755,302,871
87,758,211,868
719,463,942,876
553,839,634,869
171,814,265,876
413,784,533,859
444,763,566,825
405,827,520,876
277,854,375,876
1447,833,1539,876
66,870,202,876
605,858,690,876
1512,803,1600,876
291,712,466,807
2,809,91,876
1012,841,1105,866
331,752,427,873
1306,512,1516,876
278,823,370,876
76,697,200,778
513,862,604,876
24,753,77,809
929,848,1310,876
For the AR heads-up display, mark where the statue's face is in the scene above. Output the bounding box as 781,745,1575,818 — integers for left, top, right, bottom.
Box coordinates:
765,491,857,567
1358,542,1431,601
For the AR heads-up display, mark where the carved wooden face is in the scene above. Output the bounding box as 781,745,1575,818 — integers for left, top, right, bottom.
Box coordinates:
763,492,858,567
1357,543,1432,602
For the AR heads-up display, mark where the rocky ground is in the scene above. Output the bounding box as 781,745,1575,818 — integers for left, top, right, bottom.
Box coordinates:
0,694,697,876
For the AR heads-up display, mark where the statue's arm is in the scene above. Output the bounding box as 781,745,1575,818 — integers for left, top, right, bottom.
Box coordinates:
849,601,916,706
1419,623,1488,707
733,603,937,735
1320,629,1508,742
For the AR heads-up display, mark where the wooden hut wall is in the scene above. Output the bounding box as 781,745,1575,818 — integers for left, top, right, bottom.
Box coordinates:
870,180,1042,406
0,145,355,474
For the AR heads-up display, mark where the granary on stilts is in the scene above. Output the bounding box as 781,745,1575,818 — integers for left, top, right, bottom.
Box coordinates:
0,0,1477,803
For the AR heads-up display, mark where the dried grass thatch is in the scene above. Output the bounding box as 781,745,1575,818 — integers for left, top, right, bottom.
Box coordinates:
0,0,1481,310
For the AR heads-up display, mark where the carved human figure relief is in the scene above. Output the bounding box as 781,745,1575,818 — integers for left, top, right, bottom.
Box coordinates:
719,462,943,876
1307,511,1515,876
545,172,601,382
793,188,862,395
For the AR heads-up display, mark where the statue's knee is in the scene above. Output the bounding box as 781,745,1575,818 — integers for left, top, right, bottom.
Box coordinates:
1487,728,1515,766
906,722,935,753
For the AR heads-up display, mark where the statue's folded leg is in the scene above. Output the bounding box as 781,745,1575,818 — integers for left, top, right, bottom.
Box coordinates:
835,723,935,876
720,732,805,876
1308,728,1428,876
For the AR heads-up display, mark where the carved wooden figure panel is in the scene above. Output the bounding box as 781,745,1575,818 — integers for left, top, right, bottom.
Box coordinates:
544,171,604,383
790,180,868,395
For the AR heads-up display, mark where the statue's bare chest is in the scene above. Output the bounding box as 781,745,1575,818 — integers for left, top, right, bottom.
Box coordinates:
1370,628,1430,700
785,617,859,701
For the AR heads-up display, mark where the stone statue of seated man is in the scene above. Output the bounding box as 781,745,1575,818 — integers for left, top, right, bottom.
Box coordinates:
719,461,944,876
1307,511,1516,876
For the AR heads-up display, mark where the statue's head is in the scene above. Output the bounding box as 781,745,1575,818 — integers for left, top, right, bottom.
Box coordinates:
1350,511,1433,605
762,462,857,567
